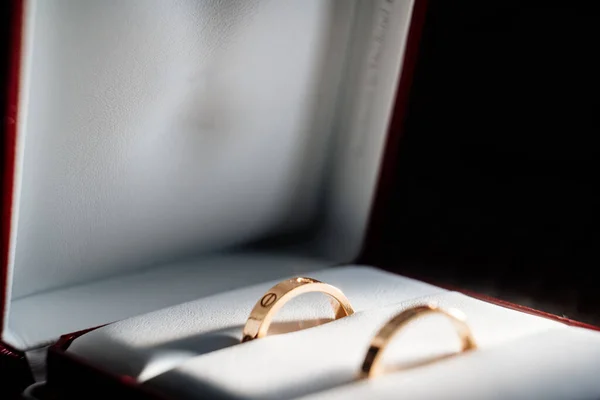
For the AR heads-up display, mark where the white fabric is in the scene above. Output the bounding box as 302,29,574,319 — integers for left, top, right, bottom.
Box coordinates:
4,0,417,351
67,266,446,380
298,327,600,400
7,252,329,349
142,291,565,399
12,0,353,300
312,0,417,260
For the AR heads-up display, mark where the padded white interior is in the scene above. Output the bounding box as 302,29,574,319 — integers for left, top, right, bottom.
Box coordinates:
316,0,416,258
139,289,567,399
67,266,445,380
3,0,417,350
11,0,353,300
8,252,330,348
297,327,600,400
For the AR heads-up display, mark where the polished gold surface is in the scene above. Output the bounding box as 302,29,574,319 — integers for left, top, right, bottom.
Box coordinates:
360,304,477,379
241,277,355,342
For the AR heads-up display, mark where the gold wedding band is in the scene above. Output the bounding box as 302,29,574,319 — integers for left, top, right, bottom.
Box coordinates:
360,304,477,379
241,277,355,343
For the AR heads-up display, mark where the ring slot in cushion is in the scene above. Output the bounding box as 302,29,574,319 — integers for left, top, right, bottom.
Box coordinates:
67,266,446,380
142,291,564,400
296,327,600,400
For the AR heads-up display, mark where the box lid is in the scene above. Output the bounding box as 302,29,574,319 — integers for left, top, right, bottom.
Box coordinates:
1,0,422,351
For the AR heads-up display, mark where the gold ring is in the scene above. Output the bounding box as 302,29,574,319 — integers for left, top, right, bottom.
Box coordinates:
359,304,477,379
241,277,355,343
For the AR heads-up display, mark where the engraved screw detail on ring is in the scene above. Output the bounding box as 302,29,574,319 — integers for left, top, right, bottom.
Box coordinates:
241,277,355,343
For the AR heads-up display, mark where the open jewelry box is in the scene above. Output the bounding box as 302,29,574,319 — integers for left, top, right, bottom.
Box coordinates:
2,1,600,399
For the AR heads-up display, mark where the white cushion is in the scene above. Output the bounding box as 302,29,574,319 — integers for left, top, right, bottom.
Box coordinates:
297,327,600,400
7,251,329,348
65,266,600,399
66,266,446,380
143,291,565,399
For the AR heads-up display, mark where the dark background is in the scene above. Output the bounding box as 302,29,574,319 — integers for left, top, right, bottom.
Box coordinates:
370,0,600,324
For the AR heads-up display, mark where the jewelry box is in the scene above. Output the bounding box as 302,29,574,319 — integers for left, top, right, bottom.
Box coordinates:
2,1,599,399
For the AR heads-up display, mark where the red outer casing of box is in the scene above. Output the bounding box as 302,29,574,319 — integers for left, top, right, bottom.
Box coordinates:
1,0,34,397
2,0,599,398
1,0,22,332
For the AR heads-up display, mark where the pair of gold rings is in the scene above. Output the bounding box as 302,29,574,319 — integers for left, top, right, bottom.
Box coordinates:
241,276,477,378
